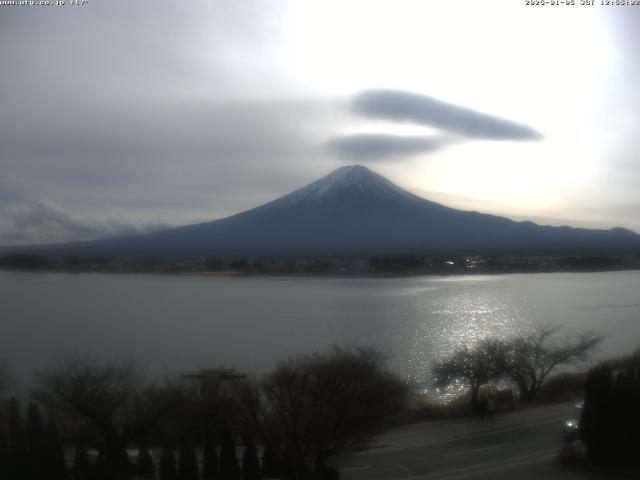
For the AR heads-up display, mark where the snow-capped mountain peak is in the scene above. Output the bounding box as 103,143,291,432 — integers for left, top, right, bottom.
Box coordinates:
272,164,420,206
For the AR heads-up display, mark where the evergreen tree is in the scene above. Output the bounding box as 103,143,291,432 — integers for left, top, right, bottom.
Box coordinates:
94,452,108,480
260,444,279,479
9,398,29,480
111,447,134,480
241,435,260,480
72,444,93,480
577,354,640,467
27,403,47,477
612,371,633,463
632,366,640,467
219,426,240,480
201,432,218,480
158,447,178,480
178,439,199,480
612,354,640,466
580,364,614,464
277,453,296,480
0,422,10,480
46,410,69,480
631,360,640,467
136,443,156,479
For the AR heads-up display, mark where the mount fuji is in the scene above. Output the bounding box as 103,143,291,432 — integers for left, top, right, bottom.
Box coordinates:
7,165,640,258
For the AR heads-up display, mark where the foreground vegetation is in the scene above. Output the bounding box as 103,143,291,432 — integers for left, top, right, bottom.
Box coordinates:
0,347,407,480
579,351,640,466
1,326,636,479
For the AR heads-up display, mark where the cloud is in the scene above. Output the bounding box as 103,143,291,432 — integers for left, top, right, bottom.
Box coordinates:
0,0,341,246
0,94,340,246
353,89,543,141
326,134,454,161
0,98,334,224
0,200,168,246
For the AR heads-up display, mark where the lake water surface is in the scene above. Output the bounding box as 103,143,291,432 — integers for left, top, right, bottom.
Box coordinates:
2,270,639,392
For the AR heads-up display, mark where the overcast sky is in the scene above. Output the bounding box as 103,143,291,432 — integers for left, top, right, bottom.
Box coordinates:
1,0,640,245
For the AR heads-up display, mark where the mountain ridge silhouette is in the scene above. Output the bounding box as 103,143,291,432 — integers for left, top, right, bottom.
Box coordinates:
4,165,640,258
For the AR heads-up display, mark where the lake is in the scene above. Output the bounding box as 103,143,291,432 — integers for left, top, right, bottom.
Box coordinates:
1,270,639,393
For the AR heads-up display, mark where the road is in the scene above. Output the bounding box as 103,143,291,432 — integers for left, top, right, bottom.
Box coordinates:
333,402,586,480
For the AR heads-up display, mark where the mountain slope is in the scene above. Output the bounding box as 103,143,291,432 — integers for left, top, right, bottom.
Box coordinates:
6,165,640,258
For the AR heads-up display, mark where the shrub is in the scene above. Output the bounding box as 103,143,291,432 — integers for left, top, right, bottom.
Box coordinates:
235,346,407,480
534,372,587,404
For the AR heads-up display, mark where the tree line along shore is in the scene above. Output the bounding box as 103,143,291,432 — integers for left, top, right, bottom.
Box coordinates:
1,252,639,276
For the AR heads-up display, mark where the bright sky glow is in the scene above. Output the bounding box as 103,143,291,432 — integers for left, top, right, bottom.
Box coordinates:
1,0,638,244
278,0,615,224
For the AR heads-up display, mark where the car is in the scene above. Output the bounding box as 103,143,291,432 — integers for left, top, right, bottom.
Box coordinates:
563,418,580,442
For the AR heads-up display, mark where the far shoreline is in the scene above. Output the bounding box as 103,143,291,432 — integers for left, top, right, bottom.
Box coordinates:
2,264,640,279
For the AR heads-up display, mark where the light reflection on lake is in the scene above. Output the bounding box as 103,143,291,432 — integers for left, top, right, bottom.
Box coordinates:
1,270,639,395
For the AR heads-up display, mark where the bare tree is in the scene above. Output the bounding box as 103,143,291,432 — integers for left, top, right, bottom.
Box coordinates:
235,346,408,479
433,338,507,410
33,353,189,478
504,323,602,402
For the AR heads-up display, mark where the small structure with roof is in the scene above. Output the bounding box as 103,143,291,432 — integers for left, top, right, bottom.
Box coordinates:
181,367,246,398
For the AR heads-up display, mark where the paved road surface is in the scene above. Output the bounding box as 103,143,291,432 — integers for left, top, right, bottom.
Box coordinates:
333,402,587,480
